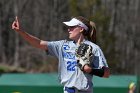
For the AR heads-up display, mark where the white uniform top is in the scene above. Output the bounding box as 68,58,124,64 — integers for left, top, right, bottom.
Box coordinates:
46,40,108,91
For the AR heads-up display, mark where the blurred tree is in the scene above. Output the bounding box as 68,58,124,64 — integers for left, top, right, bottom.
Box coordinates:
0,0,140,75
0,0,69,73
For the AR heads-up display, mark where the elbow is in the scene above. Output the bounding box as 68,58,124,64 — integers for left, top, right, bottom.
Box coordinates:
103,67,110,78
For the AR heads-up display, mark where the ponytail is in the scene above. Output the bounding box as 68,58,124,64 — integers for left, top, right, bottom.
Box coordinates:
74,16,97,43
87,21,96,44
83,21,96,44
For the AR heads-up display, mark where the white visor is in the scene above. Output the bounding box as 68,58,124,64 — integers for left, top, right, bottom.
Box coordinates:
63,18,88,31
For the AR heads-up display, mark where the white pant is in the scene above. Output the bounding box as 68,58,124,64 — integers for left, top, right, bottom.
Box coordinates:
64,87,93,93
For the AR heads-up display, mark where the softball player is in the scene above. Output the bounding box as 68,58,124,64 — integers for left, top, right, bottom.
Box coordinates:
12,16,110,93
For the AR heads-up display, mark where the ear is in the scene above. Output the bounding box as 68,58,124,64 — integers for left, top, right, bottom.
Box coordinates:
80,28,84,32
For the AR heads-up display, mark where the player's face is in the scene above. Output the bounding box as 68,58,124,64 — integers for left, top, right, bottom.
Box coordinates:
68,26,82,41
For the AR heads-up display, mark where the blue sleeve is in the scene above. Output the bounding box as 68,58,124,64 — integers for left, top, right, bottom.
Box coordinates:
92,46,108,69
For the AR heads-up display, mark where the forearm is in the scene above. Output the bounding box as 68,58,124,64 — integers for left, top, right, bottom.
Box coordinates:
84,65,110,78
89,67,110,78
16,30,41,48
12,17,47,50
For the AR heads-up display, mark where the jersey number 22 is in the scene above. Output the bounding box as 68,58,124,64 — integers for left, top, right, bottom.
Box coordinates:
67,61,77,71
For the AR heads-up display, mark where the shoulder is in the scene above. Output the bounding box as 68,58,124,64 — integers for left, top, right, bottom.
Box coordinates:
47,39,73,46
84,40,102,53
85,40,100,49
48,40,66,44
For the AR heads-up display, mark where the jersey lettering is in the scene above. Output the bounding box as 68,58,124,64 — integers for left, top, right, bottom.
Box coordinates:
63,52,75,59
63,45,70,50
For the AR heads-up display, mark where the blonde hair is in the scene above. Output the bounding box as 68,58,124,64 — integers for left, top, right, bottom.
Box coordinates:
75,16,96,43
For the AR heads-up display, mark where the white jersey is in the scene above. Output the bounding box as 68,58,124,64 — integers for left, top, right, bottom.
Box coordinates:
46,40,108,91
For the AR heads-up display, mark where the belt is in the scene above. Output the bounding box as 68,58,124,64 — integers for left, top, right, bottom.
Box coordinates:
65,87,75,93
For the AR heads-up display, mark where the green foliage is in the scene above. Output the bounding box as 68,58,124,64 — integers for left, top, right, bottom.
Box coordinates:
68,0,111,30
69,0,96,17
69,0,79,16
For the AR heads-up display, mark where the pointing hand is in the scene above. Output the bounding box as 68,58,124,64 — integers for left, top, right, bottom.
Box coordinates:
12,16,20,31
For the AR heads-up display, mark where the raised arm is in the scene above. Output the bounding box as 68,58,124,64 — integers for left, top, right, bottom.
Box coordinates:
12,16,48,50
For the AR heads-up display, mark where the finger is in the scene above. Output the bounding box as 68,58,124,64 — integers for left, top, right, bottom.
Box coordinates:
15,16,19,27
15,16,19,23
15,16,18,21
12,21,15,27
12,21,16,29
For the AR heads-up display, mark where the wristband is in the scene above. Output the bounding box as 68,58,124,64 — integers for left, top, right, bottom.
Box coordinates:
89,67,105,77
